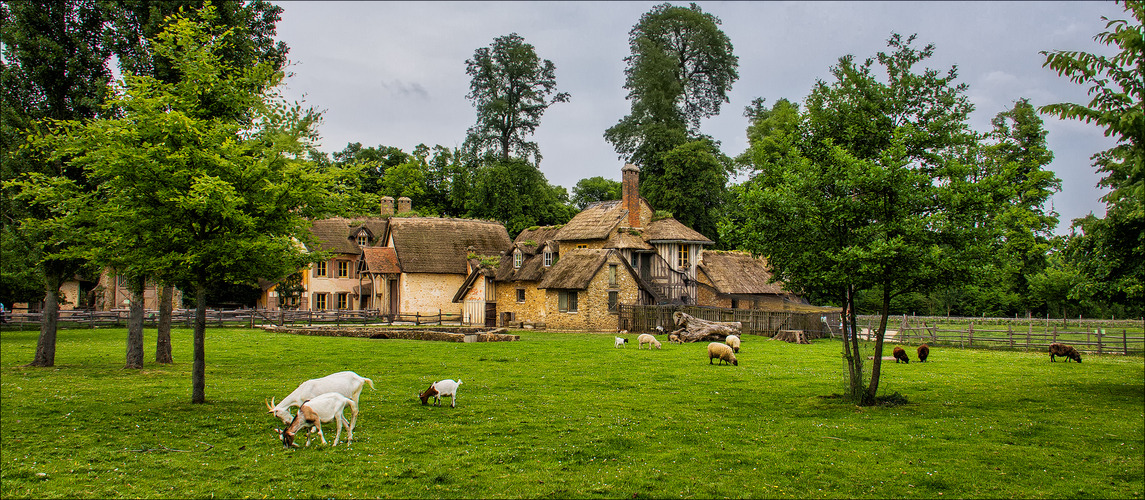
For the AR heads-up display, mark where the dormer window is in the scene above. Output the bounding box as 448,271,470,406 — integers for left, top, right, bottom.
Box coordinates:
513,250,522,269
356,232,369,246
543,249,555,267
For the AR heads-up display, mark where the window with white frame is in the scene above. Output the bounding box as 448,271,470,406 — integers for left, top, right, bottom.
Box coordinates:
513,250,522,268
543,250,554,267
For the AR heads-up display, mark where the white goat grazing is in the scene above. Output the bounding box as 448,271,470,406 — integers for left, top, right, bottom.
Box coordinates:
419,379,463,408
277,392,357,448
637,333,662,349
266,371,374,426
615,337,628,348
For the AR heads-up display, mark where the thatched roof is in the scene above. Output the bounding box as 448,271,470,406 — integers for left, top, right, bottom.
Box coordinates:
361,247,400,275
537,249,615,290
513,226,562,255
643,218,713,244
556,200,626,241
387,217,511,274
605,230,653,251
698,251,785,295
307,217,389,254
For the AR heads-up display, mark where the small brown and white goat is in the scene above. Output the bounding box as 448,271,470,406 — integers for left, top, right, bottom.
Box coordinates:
277,392,357,448
266,371,374,425
419,379,462,408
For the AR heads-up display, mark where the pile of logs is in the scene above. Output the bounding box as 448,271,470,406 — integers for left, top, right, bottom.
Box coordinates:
666,312,742,342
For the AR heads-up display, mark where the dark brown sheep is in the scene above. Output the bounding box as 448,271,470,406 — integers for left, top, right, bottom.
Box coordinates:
917,344,930,362
893,346,910,364
1049,343,1082,363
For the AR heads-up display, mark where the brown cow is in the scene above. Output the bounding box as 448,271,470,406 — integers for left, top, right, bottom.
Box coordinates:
1049,343,1082,363
893,346,910,364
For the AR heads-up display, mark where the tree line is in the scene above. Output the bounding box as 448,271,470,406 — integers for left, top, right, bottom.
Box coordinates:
1,1,1140,406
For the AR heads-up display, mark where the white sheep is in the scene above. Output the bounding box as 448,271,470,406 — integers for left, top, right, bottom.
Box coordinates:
637,333,662,349
725,335,741,353
419,379,463,408
708,342,738,366
614,337,628,348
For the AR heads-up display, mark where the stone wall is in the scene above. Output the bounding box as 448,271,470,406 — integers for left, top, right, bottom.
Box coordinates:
262,325,519,342
496,279,548,328
544,252,639,332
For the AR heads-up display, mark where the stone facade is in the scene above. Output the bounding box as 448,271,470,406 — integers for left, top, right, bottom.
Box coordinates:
543,252,640,331
400,273,466,316
496,279,548,328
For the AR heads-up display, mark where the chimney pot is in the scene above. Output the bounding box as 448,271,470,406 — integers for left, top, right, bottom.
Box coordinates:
621,164,641,228
397,197,412,214
380,196,395,216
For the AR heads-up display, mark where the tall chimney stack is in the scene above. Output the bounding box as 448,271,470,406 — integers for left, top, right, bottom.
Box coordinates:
380,196,395,216
397,196,412,214
621,163,641,228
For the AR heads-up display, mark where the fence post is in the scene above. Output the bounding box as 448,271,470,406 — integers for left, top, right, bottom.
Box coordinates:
439,309,442,326
1097,329,1104,355
968,322,973,348
416,312,420,326
1008,324,1013,349
1124,329,1129,355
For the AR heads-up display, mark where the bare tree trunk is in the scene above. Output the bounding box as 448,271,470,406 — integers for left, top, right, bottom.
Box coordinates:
125,276,145,369
192,284,207,404
863,285,892,405
26,277,61,367
156,284,174,364
840,286,863,402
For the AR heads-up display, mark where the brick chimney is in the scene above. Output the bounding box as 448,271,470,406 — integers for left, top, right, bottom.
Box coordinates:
380,196,395,216
621,163,641,228
397,196,412,214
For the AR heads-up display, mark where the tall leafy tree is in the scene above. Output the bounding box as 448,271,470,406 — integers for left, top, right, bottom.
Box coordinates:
604,2,737,230
45,7,348,403
463,33,569,166
333,142,409,196
1040,0,1144,317
570,176,622,209
648,139,730,244
724,34,983,405
1,0,112,367
466,159,575,237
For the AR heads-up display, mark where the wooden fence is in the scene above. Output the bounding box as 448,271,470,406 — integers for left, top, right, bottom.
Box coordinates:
618,304,839,338
856,314,1145,356
0,308,467,330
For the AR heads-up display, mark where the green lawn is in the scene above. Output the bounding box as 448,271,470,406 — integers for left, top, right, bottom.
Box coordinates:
1,326,1141,499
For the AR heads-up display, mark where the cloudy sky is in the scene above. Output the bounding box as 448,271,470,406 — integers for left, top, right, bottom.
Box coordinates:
273,1,1125,234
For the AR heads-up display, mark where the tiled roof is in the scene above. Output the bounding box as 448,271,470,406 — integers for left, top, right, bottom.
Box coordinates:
361,247,400,274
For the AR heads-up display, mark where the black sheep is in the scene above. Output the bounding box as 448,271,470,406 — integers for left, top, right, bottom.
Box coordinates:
917,344,930,362
893,346,910,364
1049,343,1082,363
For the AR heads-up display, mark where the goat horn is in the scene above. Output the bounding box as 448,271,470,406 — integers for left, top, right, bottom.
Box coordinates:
265,398,275,412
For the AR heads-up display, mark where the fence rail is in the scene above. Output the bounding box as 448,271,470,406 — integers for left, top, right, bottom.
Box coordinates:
856,314,1145,356
0,308,468,330
618,304,839,339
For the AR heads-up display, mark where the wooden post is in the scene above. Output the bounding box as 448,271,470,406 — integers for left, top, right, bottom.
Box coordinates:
1124,330,1129,355
968,322,974,348
416,312,420,326
1008,324,1014,349
1026,312,1032,352
1097,329,1104,355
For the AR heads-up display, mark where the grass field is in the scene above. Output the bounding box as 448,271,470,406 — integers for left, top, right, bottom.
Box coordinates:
1,326,1142,499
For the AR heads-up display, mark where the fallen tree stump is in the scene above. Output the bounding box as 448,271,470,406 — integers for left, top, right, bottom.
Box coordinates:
772,329,810,344
672,312,741,343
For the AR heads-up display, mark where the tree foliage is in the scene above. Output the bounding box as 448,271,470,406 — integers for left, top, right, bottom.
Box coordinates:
570,176,622,209
466,159,575,237
724,34,982,405
464,33,568,166
604,2,737,235
42,7,351,402
1040,0,1144,314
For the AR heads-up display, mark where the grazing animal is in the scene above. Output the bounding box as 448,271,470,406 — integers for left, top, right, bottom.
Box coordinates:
917,344,930,362
668,333,682,344
419,379,463,407
892,346,910,364
637,333,662,349
725,335,741,353
266,371,374,425
707,342,738,366
1049,343,1082,363
615,337,628,348
277,392,357,448
656,325,665,334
